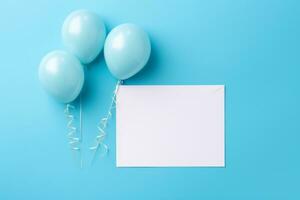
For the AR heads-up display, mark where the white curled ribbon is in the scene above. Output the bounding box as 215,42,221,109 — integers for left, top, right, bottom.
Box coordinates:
64,99,83,167
90,80,123,163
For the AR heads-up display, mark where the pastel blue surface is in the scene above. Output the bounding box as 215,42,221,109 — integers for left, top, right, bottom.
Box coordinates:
0,0,299,199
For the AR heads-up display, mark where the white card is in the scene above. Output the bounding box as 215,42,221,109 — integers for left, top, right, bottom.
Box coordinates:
116,85,225,167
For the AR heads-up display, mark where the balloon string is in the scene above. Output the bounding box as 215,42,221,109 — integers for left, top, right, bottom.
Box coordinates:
64,101,82,167
79,94,83,168
90,80,123,164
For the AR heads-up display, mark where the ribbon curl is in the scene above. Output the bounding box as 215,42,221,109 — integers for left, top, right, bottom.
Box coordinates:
64,103,83,167
90,80,123,162
64,104,81,150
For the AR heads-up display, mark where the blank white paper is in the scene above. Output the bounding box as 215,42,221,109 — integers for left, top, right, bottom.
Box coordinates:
116,85,225,167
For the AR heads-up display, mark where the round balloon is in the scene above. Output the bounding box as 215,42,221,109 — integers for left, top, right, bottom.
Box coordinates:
104,23,151,80
62,10,106,64
39,50,85,103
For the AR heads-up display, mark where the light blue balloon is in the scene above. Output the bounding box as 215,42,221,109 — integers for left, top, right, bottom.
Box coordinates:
104,23,151,80
39,50,85,103
62,10,106,64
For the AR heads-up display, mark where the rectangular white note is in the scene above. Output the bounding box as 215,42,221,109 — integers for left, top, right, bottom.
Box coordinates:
116,85,225,167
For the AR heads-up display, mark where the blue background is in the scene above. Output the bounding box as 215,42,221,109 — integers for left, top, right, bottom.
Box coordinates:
0,0,299,199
